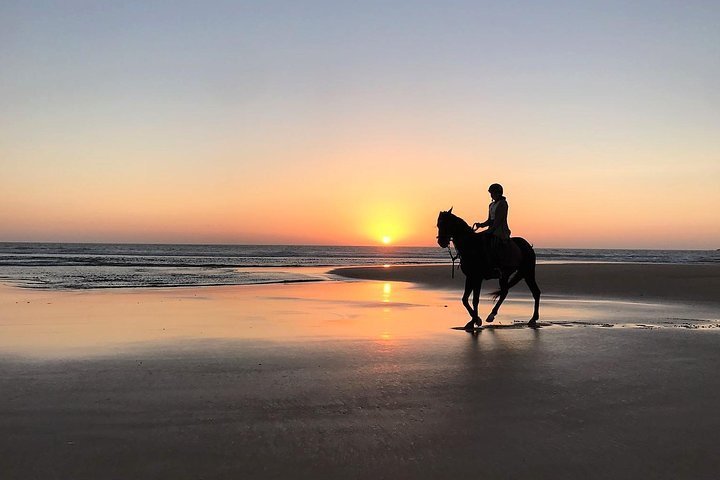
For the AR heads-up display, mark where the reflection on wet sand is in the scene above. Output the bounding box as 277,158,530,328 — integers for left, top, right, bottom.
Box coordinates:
0,280,717,358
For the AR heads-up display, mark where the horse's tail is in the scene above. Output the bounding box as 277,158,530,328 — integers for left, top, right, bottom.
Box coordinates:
489,271,525,301
489,237,536,301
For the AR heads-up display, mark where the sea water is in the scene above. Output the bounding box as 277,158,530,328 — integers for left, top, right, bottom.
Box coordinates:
0,243,717,289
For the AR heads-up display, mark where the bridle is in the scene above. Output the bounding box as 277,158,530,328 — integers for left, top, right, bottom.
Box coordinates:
447,244,460,278
438,211,476,279
437,229,460,279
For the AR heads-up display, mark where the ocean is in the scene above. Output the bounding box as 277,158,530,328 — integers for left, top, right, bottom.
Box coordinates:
0,243,717,290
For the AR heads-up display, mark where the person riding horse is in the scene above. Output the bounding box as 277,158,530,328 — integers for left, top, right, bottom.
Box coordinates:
436,206,541,328
473,183,511,270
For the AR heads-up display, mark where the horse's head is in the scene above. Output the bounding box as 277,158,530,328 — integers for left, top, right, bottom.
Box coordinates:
436,208,455,248
437,207,473,248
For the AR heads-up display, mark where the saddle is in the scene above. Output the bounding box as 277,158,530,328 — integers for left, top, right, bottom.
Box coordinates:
494,239,522,269
471,234,521,271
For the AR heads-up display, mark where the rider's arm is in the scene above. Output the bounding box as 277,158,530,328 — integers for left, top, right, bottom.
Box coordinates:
475,207,493,229
474,216,491,229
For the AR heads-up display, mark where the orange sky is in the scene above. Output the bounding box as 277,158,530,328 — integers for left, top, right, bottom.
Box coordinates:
2,2,719,249
2,137,718,248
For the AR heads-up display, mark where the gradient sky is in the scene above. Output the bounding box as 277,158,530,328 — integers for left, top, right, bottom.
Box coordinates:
2,1,718,248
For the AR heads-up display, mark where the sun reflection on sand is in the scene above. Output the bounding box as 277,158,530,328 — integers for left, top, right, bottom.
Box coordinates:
0,280,706,359
382,282,391,302
0,281,443,357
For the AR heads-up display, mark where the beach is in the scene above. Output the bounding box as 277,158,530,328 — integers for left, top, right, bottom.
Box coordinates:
5,0,719,477
1,263,719,479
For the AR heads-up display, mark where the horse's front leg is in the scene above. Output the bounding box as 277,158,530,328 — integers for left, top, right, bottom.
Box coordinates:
462,277,480,329
472,279,482,323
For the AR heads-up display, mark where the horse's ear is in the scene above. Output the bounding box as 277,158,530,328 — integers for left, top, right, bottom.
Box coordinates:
448,207,453,214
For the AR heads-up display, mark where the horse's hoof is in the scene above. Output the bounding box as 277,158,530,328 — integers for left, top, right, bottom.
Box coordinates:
464,318,482,330
486,313,496,323
528,319,538,328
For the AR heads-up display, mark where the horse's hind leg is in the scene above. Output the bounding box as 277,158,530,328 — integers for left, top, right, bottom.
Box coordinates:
487,275,509,323
524,274,541,325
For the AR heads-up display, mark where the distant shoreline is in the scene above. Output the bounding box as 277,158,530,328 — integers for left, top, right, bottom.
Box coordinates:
0,243,717,290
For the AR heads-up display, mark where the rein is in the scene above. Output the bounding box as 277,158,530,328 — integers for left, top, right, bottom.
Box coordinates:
439,212,473,279
447,245,460,278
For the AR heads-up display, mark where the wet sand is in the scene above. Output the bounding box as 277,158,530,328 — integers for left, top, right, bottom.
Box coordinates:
1,269,719,479
331,263,720,305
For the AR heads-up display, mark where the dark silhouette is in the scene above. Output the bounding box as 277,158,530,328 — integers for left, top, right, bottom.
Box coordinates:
473,183,511,270
436,208,541,330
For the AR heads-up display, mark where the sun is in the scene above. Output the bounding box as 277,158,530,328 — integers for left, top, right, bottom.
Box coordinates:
382,236,392,245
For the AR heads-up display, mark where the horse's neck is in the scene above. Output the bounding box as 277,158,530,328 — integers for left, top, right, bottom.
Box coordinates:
453,234,472,250
451,217,471,235
451,223,474,252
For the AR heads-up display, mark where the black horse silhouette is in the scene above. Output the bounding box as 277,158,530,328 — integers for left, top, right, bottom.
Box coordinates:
436,208,541,329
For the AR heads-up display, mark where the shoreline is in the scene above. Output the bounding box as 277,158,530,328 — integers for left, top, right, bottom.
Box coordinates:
330,263,720,306
2,261,719,307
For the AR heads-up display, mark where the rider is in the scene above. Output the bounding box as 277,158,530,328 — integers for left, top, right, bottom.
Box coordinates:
473,183,511,269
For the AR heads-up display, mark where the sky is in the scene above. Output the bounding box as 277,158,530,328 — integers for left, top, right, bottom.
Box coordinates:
1,0,718,248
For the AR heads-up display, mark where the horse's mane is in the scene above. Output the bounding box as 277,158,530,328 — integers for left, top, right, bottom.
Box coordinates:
443,211,474,236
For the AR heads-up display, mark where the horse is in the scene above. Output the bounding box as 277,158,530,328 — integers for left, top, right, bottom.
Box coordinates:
436,208,541,330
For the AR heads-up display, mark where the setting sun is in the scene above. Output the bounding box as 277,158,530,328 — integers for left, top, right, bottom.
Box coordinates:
382,236,392,245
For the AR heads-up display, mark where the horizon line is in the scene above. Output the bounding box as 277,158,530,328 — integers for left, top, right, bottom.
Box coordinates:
0,240,716,252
